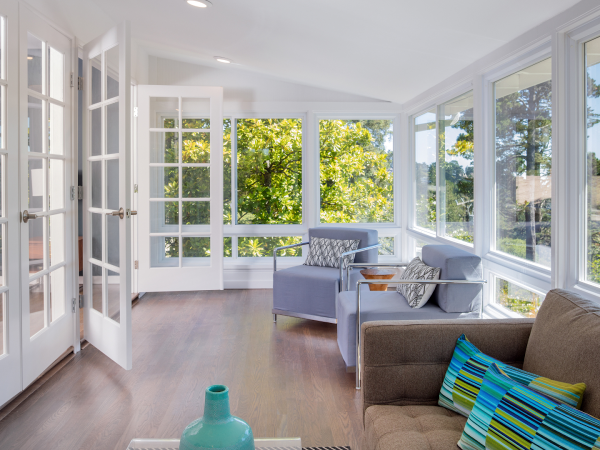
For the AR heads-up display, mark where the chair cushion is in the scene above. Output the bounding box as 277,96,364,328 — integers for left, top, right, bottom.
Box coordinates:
458,363,600,450
523,289,600,418
273,265,364,319
336,290,477,367
309,227,378,264
422,245,482,313
365,405,467,450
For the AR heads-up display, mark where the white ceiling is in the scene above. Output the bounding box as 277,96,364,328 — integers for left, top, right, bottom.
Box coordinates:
29,0,582,104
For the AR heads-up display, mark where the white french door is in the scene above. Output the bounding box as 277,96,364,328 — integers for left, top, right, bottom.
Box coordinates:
138,86,224,292
82,23,132,370
0,0,23,406
19,5,75,388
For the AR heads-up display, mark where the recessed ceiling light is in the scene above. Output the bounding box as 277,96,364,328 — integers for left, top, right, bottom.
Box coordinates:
187,0,212,8
214,56,231,64
27,56,33,60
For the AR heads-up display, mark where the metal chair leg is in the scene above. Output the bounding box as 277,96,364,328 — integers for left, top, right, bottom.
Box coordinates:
273,314,277,322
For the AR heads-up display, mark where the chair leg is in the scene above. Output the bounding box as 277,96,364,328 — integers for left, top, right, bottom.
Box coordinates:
273,314,277,322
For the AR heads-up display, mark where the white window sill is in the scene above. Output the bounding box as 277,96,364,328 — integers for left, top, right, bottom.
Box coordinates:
483,303,527,319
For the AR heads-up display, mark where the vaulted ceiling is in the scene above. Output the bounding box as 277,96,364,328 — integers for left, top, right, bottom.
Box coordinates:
28,0,581,103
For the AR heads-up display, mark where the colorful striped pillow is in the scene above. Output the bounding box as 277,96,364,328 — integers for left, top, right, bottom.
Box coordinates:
458,363,600,450
439,334,586,417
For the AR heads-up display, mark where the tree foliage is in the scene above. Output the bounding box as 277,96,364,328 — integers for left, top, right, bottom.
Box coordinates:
319,120,394,223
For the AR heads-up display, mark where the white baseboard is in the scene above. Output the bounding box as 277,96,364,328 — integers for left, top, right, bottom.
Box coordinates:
224,267,274,289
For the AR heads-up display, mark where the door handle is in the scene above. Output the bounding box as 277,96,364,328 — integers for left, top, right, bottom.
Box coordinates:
22,210,39,223
106,207,124,219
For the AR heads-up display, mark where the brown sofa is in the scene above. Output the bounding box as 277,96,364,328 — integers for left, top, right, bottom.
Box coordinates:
361,289,600,450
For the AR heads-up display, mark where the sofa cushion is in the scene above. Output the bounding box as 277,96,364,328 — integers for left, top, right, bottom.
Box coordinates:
439,334,586,418
336,290,477,367
273,265,364,319
523,289,600,419
308,227,378,264
365,405,467,450
458,363,600,450
422,245,482,313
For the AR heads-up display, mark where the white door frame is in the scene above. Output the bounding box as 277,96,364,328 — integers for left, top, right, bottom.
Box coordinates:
138,86,224,292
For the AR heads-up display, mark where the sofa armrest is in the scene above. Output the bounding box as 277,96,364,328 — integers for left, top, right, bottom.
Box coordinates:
360,318,535,419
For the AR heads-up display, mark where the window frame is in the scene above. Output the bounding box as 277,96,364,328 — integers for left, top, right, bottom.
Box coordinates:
486,270,548,319
315,114,399,226
407,83,476,250
564,17,600,298
225,113,307,262
483,44,554,277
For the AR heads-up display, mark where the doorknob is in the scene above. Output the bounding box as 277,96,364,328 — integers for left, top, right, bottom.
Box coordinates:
106,207,125,219
22,210,39,223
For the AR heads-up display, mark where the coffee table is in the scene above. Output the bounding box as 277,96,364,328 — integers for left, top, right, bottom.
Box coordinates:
127,437,301,450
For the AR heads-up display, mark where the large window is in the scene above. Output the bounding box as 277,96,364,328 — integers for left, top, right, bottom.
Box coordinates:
236,118,303,225
413,93,474,243
414,108,436,231
438,92,474,243
494,59,552,267
585,37,600,284
319,119,393,223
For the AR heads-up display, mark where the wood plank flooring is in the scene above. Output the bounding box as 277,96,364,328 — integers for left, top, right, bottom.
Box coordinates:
0,290,365,450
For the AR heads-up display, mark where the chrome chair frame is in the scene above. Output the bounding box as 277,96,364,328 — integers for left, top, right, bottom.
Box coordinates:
354,277,487,389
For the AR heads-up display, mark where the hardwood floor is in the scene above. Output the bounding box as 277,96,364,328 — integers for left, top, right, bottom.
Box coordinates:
0,290,365,450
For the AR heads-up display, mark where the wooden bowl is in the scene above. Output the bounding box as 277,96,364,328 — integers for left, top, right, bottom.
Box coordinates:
360,269,396,291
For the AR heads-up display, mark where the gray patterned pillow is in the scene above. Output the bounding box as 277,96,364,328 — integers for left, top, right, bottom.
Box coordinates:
303,237,360,270
397,257,441,308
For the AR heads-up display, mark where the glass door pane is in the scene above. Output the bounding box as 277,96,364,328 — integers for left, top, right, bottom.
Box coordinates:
82,22,132,370
20,6,74,389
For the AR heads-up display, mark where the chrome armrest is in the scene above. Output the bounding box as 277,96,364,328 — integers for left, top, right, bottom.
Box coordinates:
345,262,410,291
354,278,487,390
338,244,382,293
273,241,309,272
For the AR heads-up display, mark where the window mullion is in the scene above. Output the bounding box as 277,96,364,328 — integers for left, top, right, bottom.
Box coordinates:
232,118,238,226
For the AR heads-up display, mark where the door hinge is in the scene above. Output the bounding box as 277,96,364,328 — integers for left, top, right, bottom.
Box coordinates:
70,72,74,88
79,295,84,308
134,184,138,193
72,298,77,313
78,76,84,91
70,186,76,201
78,186,84,200
134,260,139,269
133,106,138,118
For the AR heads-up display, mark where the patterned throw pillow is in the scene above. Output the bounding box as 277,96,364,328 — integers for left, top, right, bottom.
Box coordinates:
439,334,586,418
396,257,441,308
303,237,360,270
458,363,600,450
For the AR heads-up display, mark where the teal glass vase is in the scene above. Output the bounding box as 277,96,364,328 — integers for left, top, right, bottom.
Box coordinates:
180,385,255,450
